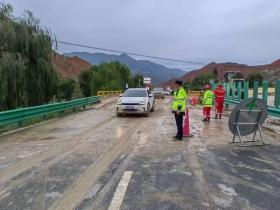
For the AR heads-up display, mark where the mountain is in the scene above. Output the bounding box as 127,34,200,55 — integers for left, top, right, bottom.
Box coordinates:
52,53,91,80
64,52,185,85
262,59,280,82
161,59,280,88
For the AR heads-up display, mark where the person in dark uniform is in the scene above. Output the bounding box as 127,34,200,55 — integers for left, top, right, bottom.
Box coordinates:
172,80,187,140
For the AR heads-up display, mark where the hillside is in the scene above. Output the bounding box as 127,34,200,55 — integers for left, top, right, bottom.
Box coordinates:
52,53,91,80
263,59,280,82
162,59,280,88
64,52,185,85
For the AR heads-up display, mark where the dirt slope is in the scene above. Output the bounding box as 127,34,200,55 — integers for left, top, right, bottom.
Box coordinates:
162,59,280,88
52,53,91,80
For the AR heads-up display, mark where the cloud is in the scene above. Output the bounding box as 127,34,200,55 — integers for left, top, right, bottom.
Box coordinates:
7,0,280,69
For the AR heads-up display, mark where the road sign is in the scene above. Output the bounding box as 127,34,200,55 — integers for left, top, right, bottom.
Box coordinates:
228,98,268,145
143,77,151,84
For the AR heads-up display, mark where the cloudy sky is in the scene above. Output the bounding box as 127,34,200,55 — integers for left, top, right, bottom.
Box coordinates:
5,0,280,70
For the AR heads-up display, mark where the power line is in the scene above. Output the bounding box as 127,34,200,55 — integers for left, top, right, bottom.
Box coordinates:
57,40,205,66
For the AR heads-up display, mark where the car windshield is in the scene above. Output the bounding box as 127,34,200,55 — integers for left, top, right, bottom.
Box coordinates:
154,88,164,92
122,89,147,97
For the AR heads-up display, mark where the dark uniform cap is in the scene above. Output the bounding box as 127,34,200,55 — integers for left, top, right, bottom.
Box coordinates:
175,80,183,86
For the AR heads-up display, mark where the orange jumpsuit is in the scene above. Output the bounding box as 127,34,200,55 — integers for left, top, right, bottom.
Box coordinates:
214,86,225,119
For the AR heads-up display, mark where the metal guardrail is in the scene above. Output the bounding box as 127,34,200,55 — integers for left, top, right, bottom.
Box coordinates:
0,96,101,127
223,80,280,118
97,90,122,97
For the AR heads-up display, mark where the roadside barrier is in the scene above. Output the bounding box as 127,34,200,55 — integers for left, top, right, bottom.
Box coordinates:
0,96,101,127
188,90,204,98
223,80,280,118
97,90,122,97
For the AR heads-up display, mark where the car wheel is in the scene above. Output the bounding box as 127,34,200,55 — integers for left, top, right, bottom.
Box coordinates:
117,112,122,117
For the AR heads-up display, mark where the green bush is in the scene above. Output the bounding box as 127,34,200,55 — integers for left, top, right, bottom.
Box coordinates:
58,79,77,101
246,73,264,88
189,72,217,91
79,70,95,97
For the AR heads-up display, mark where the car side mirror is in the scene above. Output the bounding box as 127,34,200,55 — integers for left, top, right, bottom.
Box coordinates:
119,94,123,97
149,94,153,97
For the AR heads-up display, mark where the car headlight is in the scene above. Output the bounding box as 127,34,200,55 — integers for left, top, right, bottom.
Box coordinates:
117,98,122,105
139,99,146,105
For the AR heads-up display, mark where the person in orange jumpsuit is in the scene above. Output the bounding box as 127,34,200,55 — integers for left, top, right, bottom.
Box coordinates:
214,84,225,119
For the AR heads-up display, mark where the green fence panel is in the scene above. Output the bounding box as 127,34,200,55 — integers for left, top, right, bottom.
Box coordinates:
223,83,227,92
244,81,249,99
262,80,268,104
253,81,259,99
0,96,101,127
224,98,280,118
269,107,280,117
229,83,234,99
226,83,230,97
224,80,280,118
237,82,242,101
275,80,280,108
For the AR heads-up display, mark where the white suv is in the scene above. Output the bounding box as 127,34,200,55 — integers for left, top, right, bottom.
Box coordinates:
116,88,154,116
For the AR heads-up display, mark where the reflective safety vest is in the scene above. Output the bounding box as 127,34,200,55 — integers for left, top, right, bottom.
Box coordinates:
172,87,187,112
203,90,214,107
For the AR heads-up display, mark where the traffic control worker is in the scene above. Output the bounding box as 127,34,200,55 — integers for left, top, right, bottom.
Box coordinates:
202,84,214,122
172,80,187,140
214,84,226,119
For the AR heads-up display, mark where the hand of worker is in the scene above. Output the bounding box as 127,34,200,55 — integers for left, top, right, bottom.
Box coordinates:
176,110,180,115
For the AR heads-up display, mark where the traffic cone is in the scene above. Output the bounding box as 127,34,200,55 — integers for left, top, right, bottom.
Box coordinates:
183,108,190,137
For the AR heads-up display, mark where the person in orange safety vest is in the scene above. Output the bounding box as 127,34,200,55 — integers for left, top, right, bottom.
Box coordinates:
214,84,225,119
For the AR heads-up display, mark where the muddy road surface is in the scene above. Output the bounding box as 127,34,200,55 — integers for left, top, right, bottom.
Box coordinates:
0,97,280,210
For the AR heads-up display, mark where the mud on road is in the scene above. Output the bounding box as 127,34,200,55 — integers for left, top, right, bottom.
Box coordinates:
0,97,280,210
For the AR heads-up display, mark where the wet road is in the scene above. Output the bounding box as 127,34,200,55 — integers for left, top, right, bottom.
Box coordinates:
0,97,280,210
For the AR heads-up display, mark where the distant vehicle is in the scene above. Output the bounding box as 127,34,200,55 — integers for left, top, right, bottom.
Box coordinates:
224,71,245,99
152,87,165,99
224,71,244,83
163,90,170,96
116,88,154,116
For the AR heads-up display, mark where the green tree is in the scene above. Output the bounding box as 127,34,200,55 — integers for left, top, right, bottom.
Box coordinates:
78,61,143,97
130,74,144,88
79,70,95,97
190,72,217,90
58,79,77,101
246,73,264,88
0,3,59,110
92,62,136,92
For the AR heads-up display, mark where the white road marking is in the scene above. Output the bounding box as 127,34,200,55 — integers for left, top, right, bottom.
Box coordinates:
108,171,133,210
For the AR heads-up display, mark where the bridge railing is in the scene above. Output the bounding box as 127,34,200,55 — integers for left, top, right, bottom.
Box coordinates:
97,90,122,97
223,80,280,118
0,96,101,128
